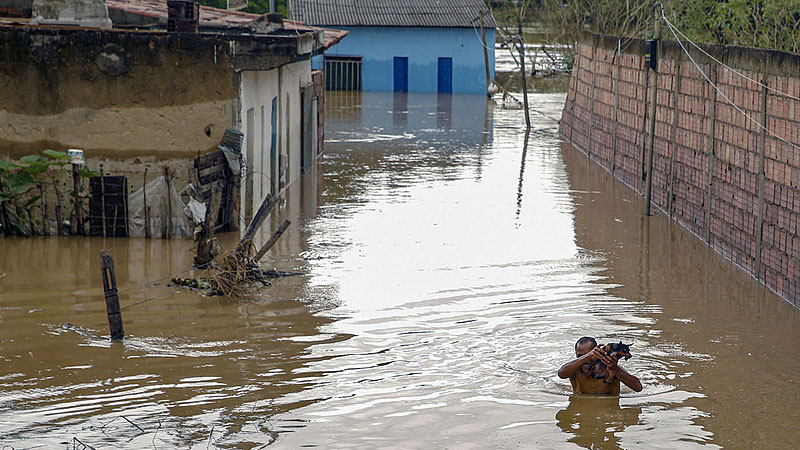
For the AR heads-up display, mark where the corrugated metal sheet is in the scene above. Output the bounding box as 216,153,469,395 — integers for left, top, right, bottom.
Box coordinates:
291,0,497,29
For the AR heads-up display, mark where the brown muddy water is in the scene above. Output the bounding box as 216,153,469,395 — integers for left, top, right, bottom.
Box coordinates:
1,91,799,449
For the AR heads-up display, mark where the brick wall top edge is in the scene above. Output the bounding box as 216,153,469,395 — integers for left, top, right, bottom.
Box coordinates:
580,31,800,78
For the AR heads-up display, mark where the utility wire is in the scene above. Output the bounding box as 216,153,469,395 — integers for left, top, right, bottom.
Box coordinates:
661,13,800,102
661,13,800,154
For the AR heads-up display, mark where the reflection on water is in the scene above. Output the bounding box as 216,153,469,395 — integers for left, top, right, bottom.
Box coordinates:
1,91,799,449
556,396,641,449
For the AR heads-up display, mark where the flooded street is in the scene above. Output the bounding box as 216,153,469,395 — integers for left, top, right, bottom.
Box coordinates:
1,91,799,449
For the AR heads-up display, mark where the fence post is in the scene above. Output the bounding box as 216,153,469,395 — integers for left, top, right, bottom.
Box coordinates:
639,55,651,193
143,167,150,239
704,66,718,242
667,63,682,217
569,48,582,144
163,166,172,239
587,44,597,159
755,79,769,279
644,17,661,216
72,164,83,236
100,250,124,340
610,38,622,174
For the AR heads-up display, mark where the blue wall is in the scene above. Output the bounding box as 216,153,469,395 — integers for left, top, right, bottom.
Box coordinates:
313,26,495,94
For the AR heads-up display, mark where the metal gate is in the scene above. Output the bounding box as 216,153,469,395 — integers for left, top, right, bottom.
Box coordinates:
325,56,363,91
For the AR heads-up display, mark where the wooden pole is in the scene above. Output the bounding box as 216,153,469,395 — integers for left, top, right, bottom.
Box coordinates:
704,66,718,242
39,184,48,235
143,167,150,239
569,50,582,144
236,193,280,255
163,166,171,239
610,38,622,174
587,45,597,159
100,250,124,340
479,11,491,96
667,63,682,217
72,164,83,235
638,57,651,190
53,177,63,237
254,219,291,263
160,197,167,239
100,166,107,238
644,17,660,216
195,190,222,268
755,79,769,279
517,13,531,129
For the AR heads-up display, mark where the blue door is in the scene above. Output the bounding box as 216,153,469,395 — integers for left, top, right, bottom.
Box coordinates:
394,57,408,92
437,57,452,94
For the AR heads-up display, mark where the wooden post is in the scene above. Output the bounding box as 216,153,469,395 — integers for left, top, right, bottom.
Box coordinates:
195,190,222,268
163,166,171,239
24,207,33,236
667,63,682,217
610,39,622,174
100,166,107,238
72,164,83,236
704,66,718,242
517,14,531,129
638,55,651,192
53,177,63,237
479,11,490,95
755,79,769,279
100,250,124,340
587,45,597,159
236,193,280,255
39,184,48,235
112,205,119,238
568,48,583,144
143,167,150,239
254,219,291,263
644,18,660,216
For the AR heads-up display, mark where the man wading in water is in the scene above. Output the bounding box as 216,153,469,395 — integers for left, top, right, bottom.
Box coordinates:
558,337,643,395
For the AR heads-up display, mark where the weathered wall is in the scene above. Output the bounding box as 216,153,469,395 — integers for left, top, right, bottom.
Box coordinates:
560,32,800,306
0,27,239,158
238,59,313,226
0,25,307,160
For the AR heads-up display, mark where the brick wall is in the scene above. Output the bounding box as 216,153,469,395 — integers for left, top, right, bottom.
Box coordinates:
560,32,800,306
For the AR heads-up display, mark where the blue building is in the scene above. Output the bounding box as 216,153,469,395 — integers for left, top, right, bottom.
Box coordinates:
293,0,496,94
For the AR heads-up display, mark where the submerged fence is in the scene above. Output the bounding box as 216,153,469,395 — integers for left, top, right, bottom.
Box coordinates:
560,31,800,306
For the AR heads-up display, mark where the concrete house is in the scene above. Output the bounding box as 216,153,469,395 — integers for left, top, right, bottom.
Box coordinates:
292,0,496,94
0,0,346,233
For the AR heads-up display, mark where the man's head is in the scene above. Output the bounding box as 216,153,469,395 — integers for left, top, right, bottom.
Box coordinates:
575,336,597,357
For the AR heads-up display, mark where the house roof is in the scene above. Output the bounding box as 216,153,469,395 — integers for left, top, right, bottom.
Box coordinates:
291,0,496,29
106,0,347,49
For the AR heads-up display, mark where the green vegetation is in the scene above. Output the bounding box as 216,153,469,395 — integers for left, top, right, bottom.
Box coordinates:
0,151,100,236
668,0,800,53
493,0,800,54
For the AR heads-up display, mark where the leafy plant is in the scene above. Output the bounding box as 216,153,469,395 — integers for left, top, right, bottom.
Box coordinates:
0,150,101,237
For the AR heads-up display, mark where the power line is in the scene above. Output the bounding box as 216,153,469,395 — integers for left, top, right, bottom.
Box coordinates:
661,13,800,102
662,14,800,154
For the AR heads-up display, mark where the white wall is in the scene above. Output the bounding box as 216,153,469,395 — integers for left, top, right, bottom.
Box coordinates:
279,60,311,188
239,59,312,229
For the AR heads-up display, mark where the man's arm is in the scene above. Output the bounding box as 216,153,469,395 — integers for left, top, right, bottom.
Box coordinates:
557,347,604,379
614,366,643,392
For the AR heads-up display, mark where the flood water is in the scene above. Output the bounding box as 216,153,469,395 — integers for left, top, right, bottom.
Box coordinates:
1,91,799,449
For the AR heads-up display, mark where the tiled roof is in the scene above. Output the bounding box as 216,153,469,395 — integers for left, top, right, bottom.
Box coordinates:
290,0,496,28
106,0,347,49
